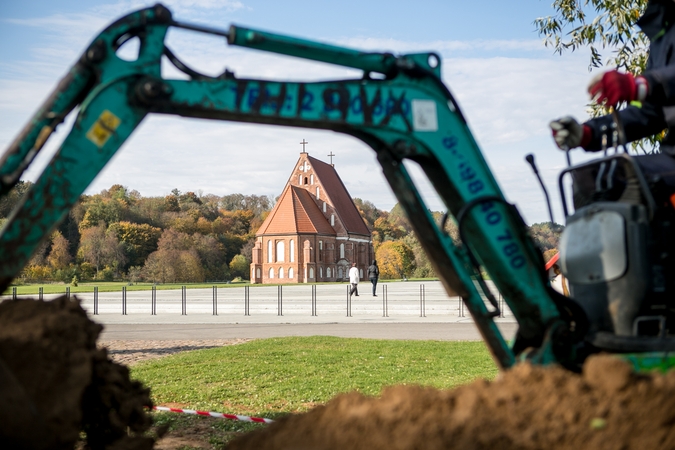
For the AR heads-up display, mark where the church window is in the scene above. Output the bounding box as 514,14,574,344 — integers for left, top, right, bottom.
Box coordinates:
309,267,314,279
327,267,332,277
267,240,273,263
340,243,345,259
331,214,335,226
269,268,274,279
316,187,320,199
338,267,343,278
289,268,294,279
319,240,323,262
304,177,308,185
320,267,323,278
360,269,364,278
310,174,314,184
290,239,295,262
323,202,326,212
279,267,284,278
276,240,285,262
256,268,261,279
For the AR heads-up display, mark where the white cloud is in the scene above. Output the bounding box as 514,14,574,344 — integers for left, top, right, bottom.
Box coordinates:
0,2,600,222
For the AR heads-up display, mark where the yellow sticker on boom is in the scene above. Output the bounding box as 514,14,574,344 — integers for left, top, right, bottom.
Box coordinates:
86,110,121,148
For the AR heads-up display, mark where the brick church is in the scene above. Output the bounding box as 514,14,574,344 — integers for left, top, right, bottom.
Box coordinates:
250,148,374,284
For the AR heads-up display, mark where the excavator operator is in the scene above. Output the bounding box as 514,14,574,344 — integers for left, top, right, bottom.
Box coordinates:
549,0,675,155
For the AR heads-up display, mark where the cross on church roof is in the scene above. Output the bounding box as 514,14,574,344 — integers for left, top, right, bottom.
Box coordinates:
327,151,335,166
300,139,309,153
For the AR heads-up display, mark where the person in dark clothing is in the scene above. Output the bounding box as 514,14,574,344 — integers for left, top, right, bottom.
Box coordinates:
367,260,379,297
550,0,675,154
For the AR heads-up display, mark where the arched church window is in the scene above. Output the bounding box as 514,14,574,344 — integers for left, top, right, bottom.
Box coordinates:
269,268,274,279
289,268,294,279
289,239,295,262
276,240,285,262
267,240,273,263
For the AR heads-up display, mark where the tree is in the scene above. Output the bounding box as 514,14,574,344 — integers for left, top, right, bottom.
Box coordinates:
534,1,658,151
528,222,565,252
79,223,126,277
229,254,249,280
47,231,72,270
534,1,647,72
108,221,162,267
375,241,416,279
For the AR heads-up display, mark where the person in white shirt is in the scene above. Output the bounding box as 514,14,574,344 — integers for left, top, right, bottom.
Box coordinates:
348,263,360,297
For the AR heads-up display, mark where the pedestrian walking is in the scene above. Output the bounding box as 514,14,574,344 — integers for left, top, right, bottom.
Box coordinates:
349,263,360,297
367,260,379,296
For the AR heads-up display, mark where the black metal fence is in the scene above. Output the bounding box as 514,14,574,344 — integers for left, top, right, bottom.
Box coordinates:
4,282,511,318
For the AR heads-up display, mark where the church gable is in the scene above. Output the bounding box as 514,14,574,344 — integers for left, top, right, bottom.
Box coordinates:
256,184,335,236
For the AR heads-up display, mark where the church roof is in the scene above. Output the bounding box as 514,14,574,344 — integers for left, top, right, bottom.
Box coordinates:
307,155,371,236
256,184,337,236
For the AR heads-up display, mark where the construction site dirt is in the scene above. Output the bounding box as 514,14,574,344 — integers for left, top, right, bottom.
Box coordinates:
2,297,675,449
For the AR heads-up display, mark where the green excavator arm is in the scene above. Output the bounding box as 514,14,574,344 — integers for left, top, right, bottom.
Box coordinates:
0,4,575,369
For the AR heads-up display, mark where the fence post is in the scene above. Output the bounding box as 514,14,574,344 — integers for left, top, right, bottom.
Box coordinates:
311,285,317,316
151,285,156,315
181,286,186,315
420,284,426,317
383,285,388,317
122,286,127,315
12,287,16,300
94,287,98,315
459,297,465,317
212,286,218,315
277,285,283,316
39,287,43,301
244,285,250,316
346,285,352,317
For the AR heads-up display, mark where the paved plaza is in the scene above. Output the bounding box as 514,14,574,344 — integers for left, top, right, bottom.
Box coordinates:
3,280,517,341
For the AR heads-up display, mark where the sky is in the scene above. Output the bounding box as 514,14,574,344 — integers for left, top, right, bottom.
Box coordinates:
0,0,610,225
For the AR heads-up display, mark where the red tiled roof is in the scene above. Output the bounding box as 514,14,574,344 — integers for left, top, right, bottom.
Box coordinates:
307,155,371,236
256,184,336,236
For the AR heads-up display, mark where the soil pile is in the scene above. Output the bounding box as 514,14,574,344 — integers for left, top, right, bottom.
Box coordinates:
226,355,675,450
0,296,154,450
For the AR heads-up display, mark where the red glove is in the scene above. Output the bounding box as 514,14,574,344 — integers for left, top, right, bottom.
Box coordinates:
588,70,648,107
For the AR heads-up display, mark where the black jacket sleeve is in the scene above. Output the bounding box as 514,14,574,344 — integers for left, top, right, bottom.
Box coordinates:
582,102,667,151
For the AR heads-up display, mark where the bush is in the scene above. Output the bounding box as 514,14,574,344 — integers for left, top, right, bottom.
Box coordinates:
97,267,114,282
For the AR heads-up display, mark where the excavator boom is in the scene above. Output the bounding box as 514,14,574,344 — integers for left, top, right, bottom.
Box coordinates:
0,4,573,368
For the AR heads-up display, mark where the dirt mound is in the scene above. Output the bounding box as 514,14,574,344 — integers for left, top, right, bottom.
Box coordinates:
0,296,154,450
226,355,675,450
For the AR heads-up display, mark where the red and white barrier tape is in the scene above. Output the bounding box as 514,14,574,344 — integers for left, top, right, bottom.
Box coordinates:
153,406,274,424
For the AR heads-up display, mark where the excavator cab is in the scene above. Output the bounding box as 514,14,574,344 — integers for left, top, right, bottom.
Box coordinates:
558,153,675,351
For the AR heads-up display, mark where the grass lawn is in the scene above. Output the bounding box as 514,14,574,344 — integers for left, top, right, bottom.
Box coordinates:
4,278,440,295
4,281,250,295
131,336,498,446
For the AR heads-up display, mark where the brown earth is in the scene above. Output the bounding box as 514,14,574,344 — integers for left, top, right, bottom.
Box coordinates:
0,296,155,450
226,356,675,450
3,296,675,450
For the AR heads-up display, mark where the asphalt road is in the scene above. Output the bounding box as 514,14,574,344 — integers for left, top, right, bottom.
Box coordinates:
100,322,519,342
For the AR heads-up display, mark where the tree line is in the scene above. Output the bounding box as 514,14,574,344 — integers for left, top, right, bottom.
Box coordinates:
1,183,562,284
